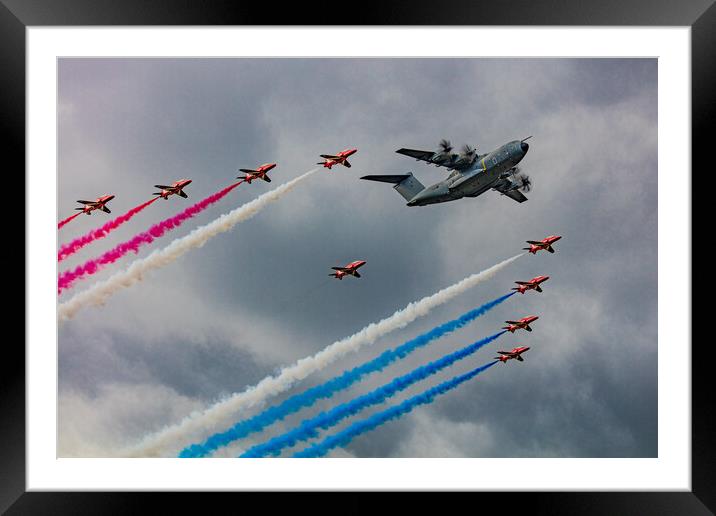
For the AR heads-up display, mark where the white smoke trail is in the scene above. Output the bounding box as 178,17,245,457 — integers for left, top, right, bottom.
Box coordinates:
124,252,523,457
58,169,319,321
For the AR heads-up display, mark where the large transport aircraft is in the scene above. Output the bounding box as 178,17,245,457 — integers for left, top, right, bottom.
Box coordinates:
361,137,532,206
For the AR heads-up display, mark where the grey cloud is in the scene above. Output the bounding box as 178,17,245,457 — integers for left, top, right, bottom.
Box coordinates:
58,58,657,458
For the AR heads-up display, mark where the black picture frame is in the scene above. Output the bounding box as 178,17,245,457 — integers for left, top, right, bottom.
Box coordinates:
4,0,708,512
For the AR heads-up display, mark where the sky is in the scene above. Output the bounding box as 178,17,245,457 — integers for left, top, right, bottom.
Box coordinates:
57,58,657,458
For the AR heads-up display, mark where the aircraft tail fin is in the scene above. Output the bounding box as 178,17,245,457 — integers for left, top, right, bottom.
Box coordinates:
360,173,425,202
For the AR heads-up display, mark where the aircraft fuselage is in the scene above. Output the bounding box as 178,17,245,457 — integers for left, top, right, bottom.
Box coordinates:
407,140,528,206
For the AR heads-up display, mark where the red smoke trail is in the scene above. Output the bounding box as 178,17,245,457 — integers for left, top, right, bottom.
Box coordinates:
58,198,159,262
58,181,243,294
58,213,81,230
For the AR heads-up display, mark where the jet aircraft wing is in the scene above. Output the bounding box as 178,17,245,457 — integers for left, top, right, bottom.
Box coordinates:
154,185,174,190
76,200,95,204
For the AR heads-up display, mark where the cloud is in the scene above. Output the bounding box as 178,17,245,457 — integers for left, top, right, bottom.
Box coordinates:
57,58,657,458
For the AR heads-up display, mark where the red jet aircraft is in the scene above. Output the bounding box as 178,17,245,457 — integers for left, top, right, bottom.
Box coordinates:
75,194,115,215
512,275,550,294
317,148,357,169
153,179,193,200
330,260,366,280
523,235,562,254
495,346,530,363
237,163,276,183
502,315,539,333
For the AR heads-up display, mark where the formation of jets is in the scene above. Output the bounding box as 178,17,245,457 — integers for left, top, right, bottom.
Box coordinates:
153,179,193,200
75,194,115,215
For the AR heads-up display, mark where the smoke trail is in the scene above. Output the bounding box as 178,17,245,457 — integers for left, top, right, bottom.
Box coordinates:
180,294,513,458
241,331,505,457
58,169,319,321
294,360,498,458
58,198,159,262
58,213,81,229
122,252,521,457
57,181,243,293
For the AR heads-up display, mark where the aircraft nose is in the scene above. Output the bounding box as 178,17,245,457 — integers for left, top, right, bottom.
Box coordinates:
520,142,529,153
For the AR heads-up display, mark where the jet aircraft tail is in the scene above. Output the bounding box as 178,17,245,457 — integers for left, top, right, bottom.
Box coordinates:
360,173,425,202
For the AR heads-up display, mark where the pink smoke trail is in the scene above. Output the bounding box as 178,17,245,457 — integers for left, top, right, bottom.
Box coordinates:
58,181,243,294
58,213,81,230
58,198,159,262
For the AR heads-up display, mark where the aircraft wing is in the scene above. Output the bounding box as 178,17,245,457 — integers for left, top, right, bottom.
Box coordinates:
76,200,95,205
500,189,528,203
239,169,258,174
497,351,514,356
515,281,531,285
396,148,442,164
516,355,524,362
331,267,349,272
320,154,340,159
505,320,520,324
154,184,174,190
526,240,543,244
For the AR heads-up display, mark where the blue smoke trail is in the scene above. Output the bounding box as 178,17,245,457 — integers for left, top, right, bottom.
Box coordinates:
294,360,498,458
241,331,505,457
179,292,514,458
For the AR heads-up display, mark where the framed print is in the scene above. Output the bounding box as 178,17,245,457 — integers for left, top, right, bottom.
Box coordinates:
4,0,709,512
